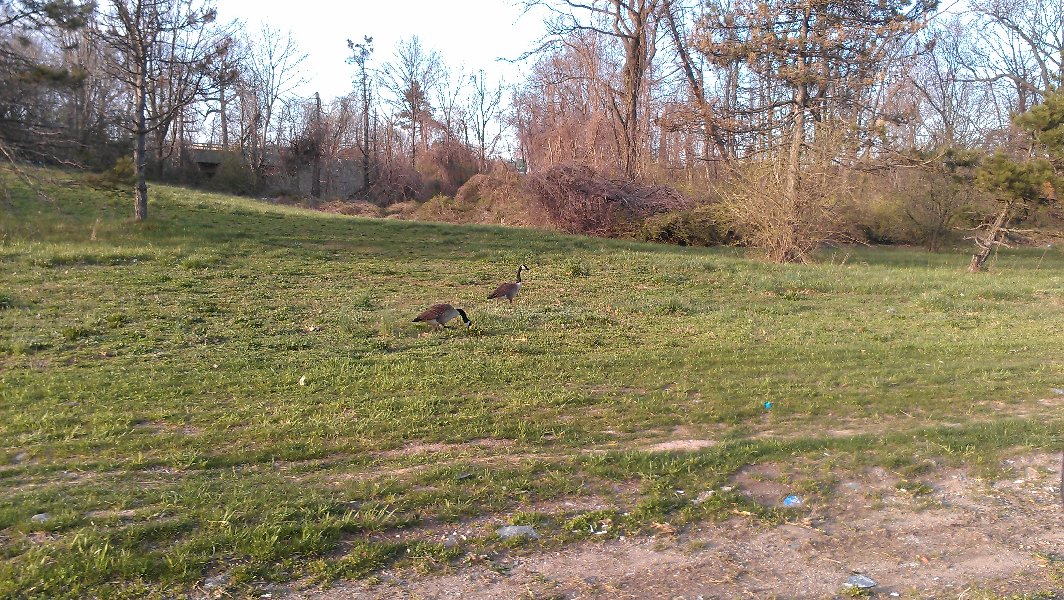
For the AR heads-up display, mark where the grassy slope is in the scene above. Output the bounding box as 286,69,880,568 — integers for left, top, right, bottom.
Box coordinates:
1,169,1062,597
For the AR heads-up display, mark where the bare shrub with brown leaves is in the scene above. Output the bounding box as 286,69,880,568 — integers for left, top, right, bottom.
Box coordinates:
317,200,381,218
721,137,860,262
365,160,421,205
416,140,478,199
526,163,693,236
414,169,551,227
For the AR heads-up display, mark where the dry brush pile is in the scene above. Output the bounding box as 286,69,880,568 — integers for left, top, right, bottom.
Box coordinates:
526,164,693,236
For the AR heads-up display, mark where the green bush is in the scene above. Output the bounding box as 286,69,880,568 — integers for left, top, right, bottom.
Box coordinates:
858,195,922,246
207,153,259,196
86,156,136,190
412,193,465,223
638,204,732,247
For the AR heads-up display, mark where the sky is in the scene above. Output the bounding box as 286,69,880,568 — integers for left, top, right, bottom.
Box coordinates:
216,0,549,101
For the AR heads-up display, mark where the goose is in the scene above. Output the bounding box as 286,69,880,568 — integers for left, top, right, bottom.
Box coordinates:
412,303,472,328
488,264,529,304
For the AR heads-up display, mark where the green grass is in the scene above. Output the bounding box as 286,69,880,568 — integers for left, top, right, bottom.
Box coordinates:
1,167,1063,597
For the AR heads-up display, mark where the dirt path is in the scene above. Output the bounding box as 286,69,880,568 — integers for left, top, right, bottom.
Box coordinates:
277,454,1063,599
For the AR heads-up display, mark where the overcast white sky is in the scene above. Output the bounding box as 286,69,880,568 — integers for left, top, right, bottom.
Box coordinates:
216,0,548,100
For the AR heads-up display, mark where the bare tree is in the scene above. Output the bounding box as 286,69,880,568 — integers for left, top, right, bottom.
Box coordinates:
898,19,1000,150
382,36,442,169
435,63,467,142
660,0,733,162
468,69,505,172
143,3,235,176
52,17,128,163
900,149,980,252
310,91,322,199
98,0,224,220
528,0,664,178
347,35,373,194
201,35,243,147
964,0,1063,114
512,31,623,173
238,26,306,175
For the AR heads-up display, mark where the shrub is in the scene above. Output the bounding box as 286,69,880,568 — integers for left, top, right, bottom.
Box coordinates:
382,200,419,219
718,150,856,263
411,171,550,227
86,156,136,190
364,161,422,205
317,200,380,218
412,194,464,222
638,203,733,247
527,163,692,236
416,140,477,199
207,153,259,196
857,193,923,246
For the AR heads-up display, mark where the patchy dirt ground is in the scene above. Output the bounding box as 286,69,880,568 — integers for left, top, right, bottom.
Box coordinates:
275,454,1063,600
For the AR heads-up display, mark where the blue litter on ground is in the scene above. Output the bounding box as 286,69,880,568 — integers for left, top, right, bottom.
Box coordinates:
846,574,877,589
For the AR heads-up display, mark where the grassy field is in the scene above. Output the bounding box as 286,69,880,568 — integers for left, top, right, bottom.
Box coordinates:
1,168,1062,598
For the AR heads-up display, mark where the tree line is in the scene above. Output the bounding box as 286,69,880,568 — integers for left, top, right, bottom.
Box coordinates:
1,0,1061,266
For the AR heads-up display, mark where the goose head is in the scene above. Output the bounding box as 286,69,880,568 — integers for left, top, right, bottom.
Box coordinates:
456,308,472,327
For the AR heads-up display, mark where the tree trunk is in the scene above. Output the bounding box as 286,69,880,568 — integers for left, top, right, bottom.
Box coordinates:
310,92,321,202
779,1,811,263
410,116,417,169
154,127,166,178
361,78,371,193
219,83,229,147
176,111,186,173
134,54,149,222
663,1,730,161
617,2,655,179
968,203,1012,273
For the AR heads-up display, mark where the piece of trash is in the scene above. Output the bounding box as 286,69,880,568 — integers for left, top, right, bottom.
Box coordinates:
455,472,474,481
203,574,229,589
298,376,306,386
890,593,901,598
692,490,716,505
764,401,773,409
783,495,803,507
30,513,50,523
845,574,877,589
496,525,538,540
720,486,734,492
1051,388,1064,396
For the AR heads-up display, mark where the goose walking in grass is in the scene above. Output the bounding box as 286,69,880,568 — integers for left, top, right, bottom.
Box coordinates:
412,303,472,328
488,264,529,304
